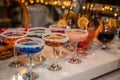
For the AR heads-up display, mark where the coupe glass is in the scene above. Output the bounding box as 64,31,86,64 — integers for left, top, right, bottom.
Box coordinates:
49,24,67,34
28,27,47,62
77,27,95,56
1,28,27,67
66,29,88,64
42,33,69,71
15,37,44,80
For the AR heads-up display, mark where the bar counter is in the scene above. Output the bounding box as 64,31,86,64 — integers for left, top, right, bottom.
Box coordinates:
0,38,120,80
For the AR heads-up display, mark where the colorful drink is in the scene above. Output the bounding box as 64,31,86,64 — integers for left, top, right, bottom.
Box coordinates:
66,29,88,64
43,33,69,47
42,33,69,71
15,37,44,79
28,27,47,37
1,29,27,45
66,29,88,42
78,28,95,50
15,37,44,57
49,24,67,34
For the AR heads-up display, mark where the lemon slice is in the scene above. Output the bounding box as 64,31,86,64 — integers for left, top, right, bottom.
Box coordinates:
58,19,67,25
77,17,89,29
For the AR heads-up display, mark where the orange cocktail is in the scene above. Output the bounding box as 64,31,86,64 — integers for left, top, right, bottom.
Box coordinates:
1,29,27,45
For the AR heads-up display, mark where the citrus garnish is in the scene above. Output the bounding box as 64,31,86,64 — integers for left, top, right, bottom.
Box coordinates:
58,19,67,25
95,23,103,37
77,17,89,29
108,18,117,28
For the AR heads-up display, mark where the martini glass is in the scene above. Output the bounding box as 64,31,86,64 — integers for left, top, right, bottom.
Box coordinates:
1,28,27,67
15,37,44,80
42,33,69,71
66,29,88,64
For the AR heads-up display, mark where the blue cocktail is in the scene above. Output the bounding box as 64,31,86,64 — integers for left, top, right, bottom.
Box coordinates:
15,37,44,80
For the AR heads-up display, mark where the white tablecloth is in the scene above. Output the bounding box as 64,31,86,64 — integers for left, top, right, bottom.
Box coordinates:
0,38,120,80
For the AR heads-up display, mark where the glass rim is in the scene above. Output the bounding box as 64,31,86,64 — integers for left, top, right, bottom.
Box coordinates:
15,37,45,48
0,28,28,39
42,33,69,43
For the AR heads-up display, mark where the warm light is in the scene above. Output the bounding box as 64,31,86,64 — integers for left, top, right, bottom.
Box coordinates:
21,0,25,3
25,2,28,5
30,0,34,4
45,2,48,5
105,6,110,10
62,6,65,9
36,0,39,3
82,6,86,10
54,1,58,5
57,1,61,6
70,7,73,10
91,4,93,7
40,0,44,3
63,1,70,6
102,8,105,11
110,7,112,11
114,13,118,17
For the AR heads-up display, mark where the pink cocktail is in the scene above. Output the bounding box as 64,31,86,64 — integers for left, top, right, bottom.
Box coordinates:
66,29,88,64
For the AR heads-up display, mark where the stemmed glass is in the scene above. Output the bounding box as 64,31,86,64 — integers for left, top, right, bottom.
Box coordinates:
28,27,47,62
66,29,88,64
1,28,27,67
42,33,69,71
97,25,115,50
15,37,44,80
49,24,68,34
77,27,95,56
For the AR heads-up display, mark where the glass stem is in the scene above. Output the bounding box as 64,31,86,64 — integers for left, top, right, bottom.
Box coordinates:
74,42,78,58
13,46,17,62
53,47,57,64
28,57,33,74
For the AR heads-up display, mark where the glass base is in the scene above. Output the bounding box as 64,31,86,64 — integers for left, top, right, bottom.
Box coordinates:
22,72,39,80
47,63,62,71
77,51,88,56
34,55,46,62
102,46,110,50
102,44,110,50
9,61,23,68
67,57,81,64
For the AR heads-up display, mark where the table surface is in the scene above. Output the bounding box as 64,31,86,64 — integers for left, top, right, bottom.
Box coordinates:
0,38,120,80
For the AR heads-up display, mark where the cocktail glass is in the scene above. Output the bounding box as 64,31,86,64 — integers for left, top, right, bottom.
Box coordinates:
66,29,88,64
42,33,69,71
1,28,27,67
15,37,44,80
28,27,47,62
77,27,95,56
49,24,67,34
